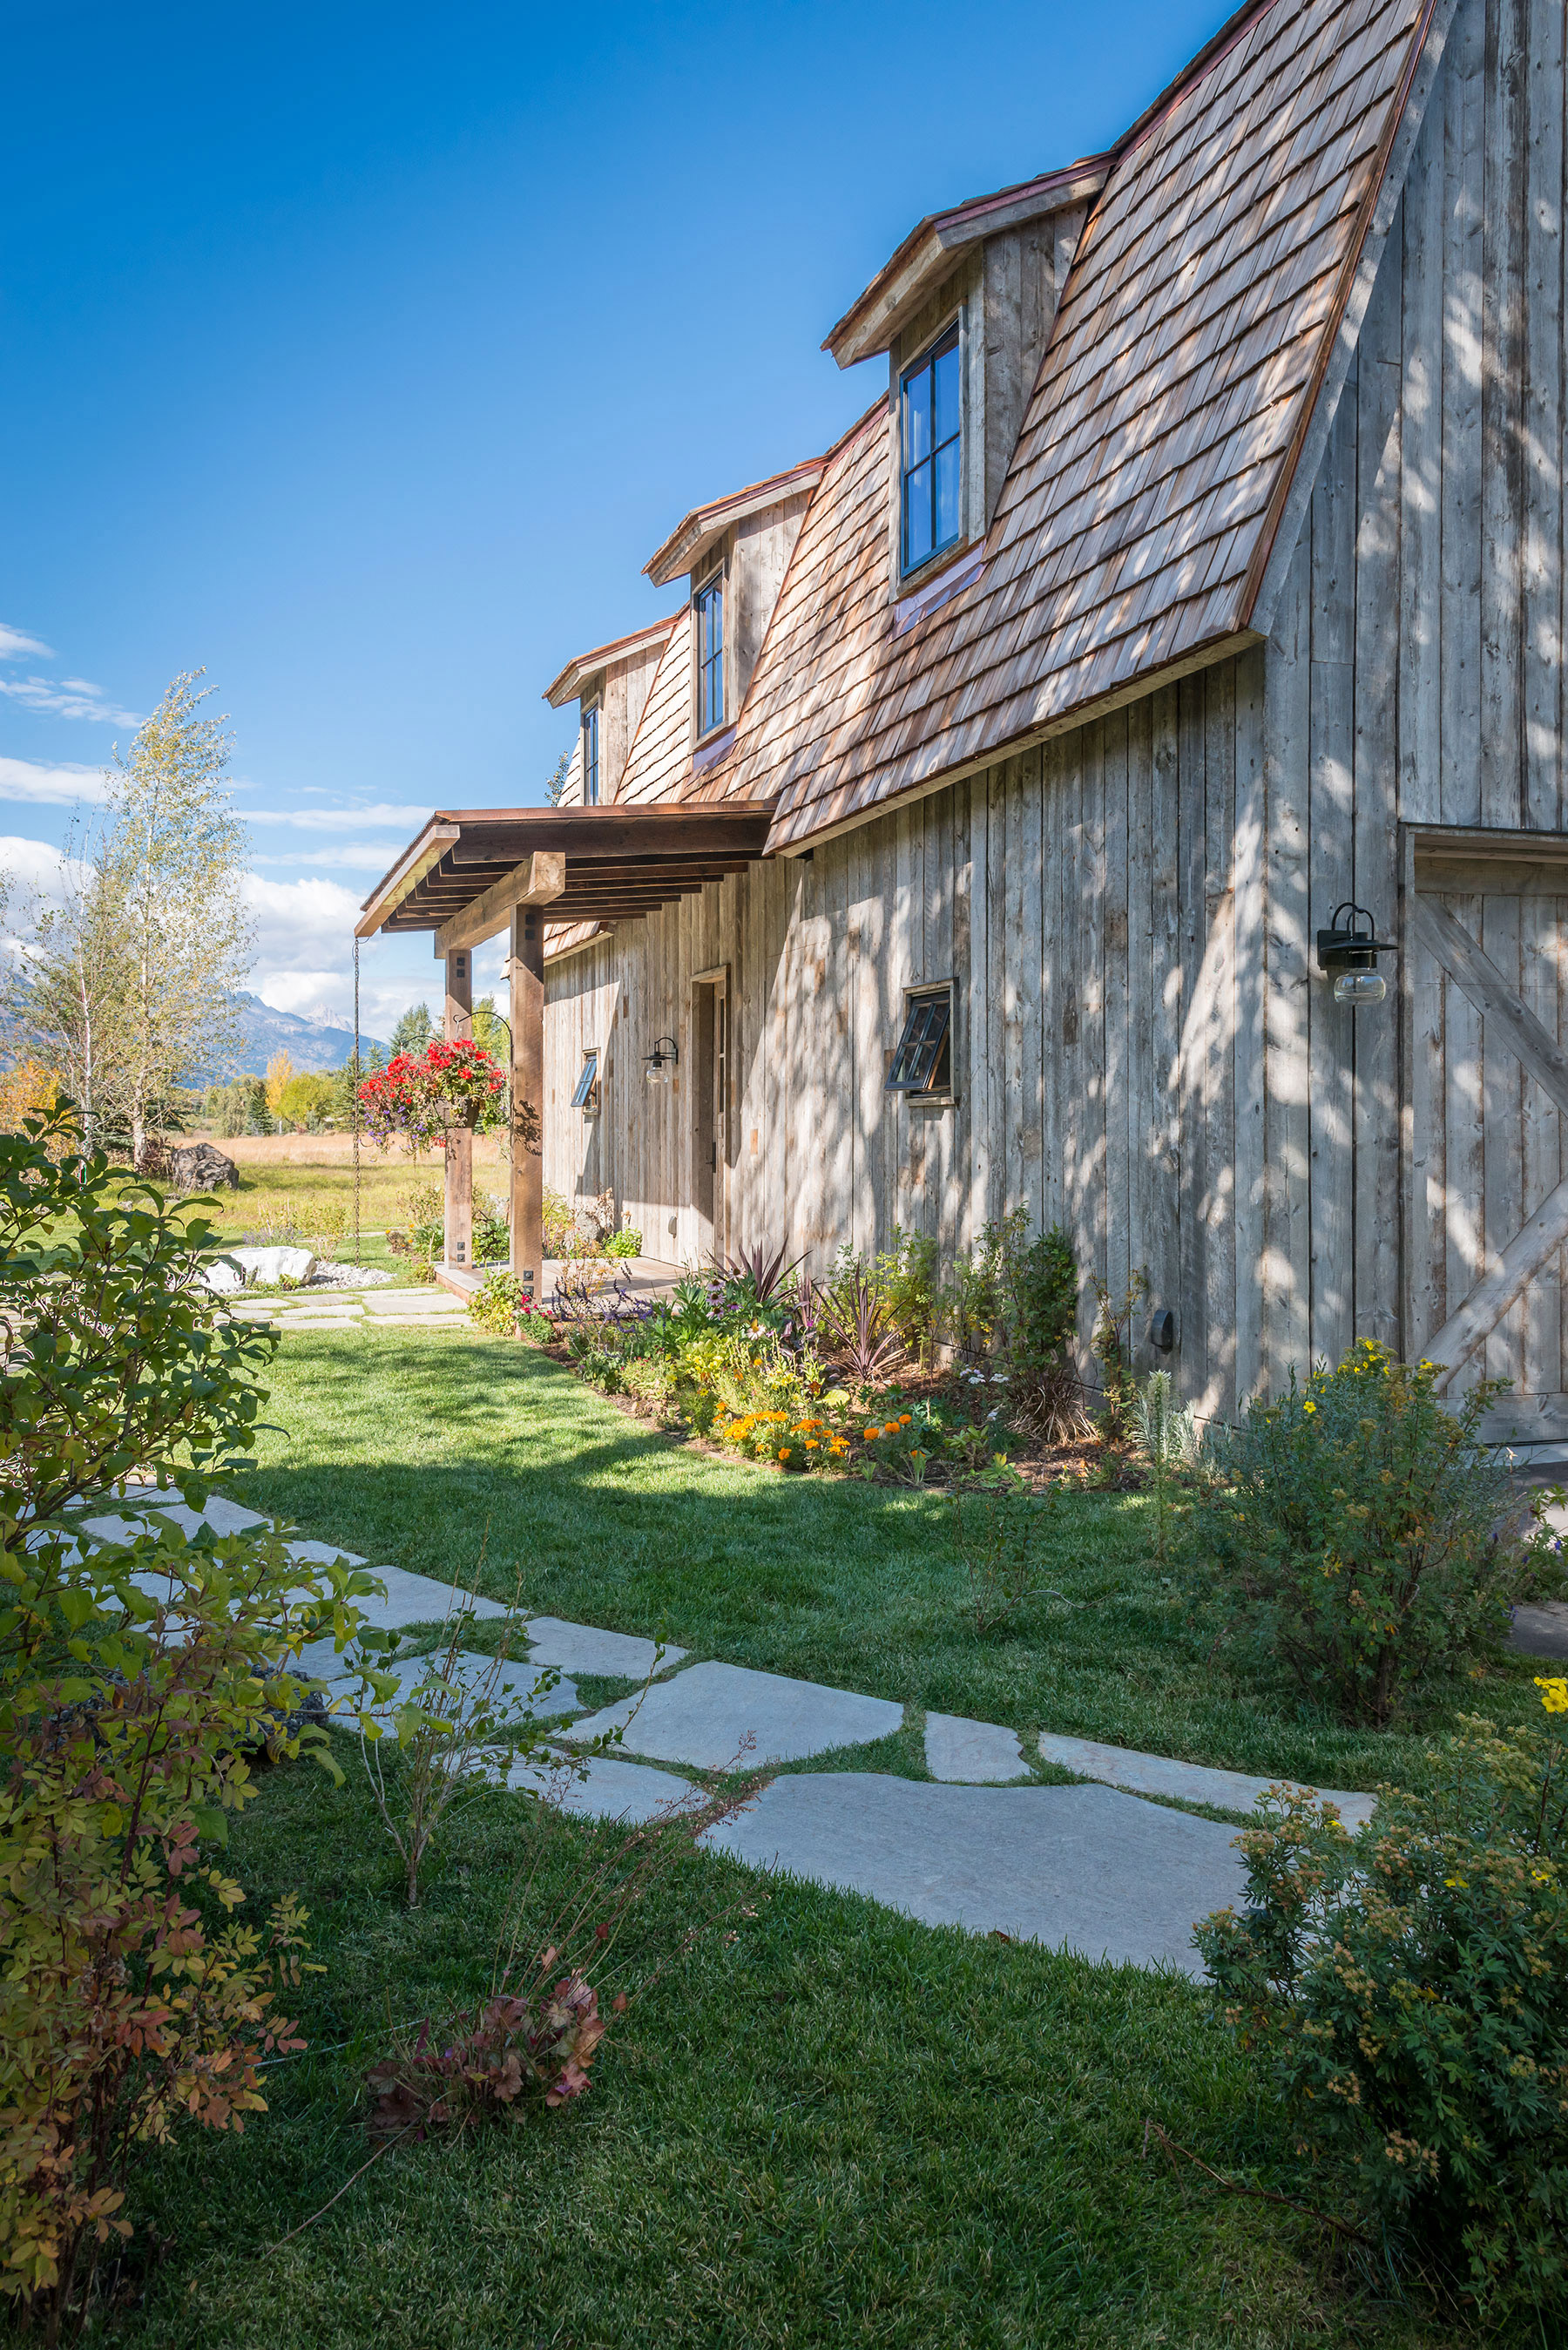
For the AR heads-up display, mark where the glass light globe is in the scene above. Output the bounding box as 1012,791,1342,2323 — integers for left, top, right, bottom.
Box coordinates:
1333,969,1387,1006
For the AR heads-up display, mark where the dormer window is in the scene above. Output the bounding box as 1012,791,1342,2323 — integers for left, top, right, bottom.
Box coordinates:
582,702,600,804
900,322,963,573
695,572,726,735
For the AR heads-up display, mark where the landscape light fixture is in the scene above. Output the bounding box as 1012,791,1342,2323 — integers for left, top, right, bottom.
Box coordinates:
1316,900,1393,1006
645,1035,679,1086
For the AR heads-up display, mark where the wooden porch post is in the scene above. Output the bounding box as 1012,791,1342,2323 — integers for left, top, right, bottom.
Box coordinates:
443,947,473,1270
510,902,546,1308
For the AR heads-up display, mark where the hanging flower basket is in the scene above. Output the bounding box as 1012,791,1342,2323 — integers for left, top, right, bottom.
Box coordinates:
359,1039,507,1152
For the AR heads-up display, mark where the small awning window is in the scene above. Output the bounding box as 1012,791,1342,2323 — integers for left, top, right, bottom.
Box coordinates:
570,1050,600,1111
887,991,951,1094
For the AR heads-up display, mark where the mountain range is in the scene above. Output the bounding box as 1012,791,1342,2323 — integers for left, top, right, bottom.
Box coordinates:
199,992,389,1082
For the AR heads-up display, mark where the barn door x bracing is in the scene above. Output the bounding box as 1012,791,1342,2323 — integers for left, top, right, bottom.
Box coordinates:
1406,829,1568,1446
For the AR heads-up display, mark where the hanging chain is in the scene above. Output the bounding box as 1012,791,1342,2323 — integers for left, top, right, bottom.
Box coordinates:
352,935,362,1269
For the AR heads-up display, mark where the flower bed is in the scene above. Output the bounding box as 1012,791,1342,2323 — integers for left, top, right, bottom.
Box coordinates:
470,1230,1075,1486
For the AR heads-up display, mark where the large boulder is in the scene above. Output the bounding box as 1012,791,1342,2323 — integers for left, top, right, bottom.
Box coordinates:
197,1244,317,1293
168,1142,240,1194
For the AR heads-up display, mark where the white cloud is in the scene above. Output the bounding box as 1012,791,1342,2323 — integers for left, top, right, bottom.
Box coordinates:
0,754,106,808
0,623,55,661
0,675,142,726
242,872,365,965
247,803,432,832
0,832,72,900
257,971,352,1015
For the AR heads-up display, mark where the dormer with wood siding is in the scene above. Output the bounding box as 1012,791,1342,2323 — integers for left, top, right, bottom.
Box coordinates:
543,614,679,803
644,457,823,751
823,157,1109,597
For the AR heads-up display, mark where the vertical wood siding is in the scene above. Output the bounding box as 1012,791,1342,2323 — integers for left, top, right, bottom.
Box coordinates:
543,0,1565,1416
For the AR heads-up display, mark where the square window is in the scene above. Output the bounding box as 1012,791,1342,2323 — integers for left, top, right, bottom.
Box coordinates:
582,704,600,804
887,989,952,1094
901,322,962,574
571,1049,600,1112
695,572,725,735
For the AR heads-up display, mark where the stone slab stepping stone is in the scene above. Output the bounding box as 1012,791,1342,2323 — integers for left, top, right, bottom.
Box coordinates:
82,1496,267,1543
297,1638,577,1719
703,1773,1245,1977
925,1712,1027,1782
523,1615,686,1680
362,1291,464,1314
1510,1600,1568,1661
343,1564,509,1635
1037,1731,1376,1832
565,1660,902,1771
505,1750,701,1825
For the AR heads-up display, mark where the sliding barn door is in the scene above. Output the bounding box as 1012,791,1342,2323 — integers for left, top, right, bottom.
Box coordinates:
1407,832,1568,1444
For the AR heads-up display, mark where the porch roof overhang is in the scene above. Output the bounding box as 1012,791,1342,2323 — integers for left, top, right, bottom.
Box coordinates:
355,802,778,952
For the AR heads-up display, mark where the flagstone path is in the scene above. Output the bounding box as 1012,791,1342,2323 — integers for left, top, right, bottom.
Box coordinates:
222,1255,688,1334
87,1491,1389,1980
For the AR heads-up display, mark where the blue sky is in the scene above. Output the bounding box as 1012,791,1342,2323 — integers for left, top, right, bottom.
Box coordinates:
1,0,1223,1037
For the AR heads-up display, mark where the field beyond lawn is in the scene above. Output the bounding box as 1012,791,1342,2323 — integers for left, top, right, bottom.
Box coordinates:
230,1324,1545,1801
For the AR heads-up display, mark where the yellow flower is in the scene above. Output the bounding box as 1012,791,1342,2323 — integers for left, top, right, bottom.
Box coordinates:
1535,1676,1568,1714
1302,1401,1317,1415
1444,1877,1468,1889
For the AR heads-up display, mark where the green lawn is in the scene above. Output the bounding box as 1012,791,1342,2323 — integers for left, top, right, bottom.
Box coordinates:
91,1320,1524,2345
114,1752,1444,2350
230,1324,1544,1801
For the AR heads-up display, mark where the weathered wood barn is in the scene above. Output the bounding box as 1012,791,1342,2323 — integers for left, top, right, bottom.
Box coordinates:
359,0,1568,1441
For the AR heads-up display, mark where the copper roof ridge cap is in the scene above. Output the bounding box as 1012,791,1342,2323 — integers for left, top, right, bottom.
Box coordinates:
642,452,829,583
821,152,1113,361
543,613,684,707
1111,0,1287,165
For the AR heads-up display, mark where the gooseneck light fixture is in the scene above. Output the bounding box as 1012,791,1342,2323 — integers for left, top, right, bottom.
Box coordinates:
1316,901,1394,1006
645,1035,679,1086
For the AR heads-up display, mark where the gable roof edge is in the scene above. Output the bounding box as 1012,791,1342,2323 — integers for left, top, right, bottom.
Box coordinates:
1242,0,1463,638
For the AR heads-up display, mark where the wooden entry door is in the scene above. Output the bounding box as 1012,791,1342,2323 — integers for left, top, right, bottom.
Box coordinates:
692,968,730,1264
1407,830,1568,1443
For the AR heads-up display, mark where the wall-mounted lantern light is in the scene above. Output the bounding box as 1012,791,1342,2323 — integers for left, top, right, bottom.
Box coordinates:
645,1035,679,1086
1316,900,1393,1006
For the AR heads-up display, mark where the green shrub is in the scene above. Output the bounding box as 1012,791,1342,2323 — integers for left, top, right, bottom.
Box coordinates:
873,1226,939,1352
605,1226,642,1259
1196,1693,1568,2325
622,1356,677,1418
1199,1340,1550,1727
473,1191,510,1264
1089,1267,1149,1440
999,1222,1084,1444
0,1104,383,2323
396,1180,444,1259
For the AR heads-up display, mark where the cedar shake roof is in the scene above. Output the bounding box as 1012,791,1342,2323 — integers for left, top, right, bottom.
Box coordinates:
615,608,694,804
693,0,1443,848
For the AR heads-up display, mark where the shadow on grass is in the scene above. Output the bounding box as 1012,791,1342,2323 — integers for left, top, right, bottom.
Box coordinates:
228,1326,1544,1800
